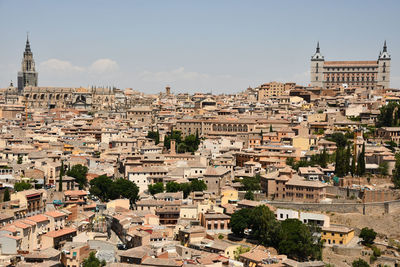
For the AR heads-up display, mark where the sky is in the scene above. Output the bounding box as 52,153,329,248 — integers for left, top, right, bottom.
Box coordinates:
0,0,400,94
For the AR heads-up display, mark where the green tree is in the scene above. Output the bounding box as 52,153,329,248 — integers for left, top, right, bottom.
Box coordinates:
345,145,351,175
177,142,188,153
356,143,366,176
393,153,400,188
3,188,10,202
244,190,254,200
83,251,106,267
270,125,273,132
112,178,139,207
67,164,89,189
164,130,182,150
166,181,181,192
14,181,33,192
319,148,328,168
286,157,295,167
327,132,347,148
59,160,64,192
352,258,370,267
278,219,322,261
249,205,281,247
335,148,346,177
148,182,164,195
190,179,207,192
378,161,389,176
180,183,192,198
234,246,251,261
89,175,113,201
147,130,160,145
239,174,261,191
351,152,356,177
229,208,253,237
377,102,400,127
359,227,377,246
17,155,23,164
183,134,199,153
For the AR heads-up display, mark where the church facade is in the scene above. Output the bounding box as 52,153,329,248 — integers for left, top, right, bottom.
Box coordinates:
3,37,129,111
310,42,391,89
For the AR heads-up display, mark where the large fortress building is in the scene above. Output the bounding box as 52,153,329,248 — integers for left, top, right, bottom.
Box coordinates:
310,42,391,89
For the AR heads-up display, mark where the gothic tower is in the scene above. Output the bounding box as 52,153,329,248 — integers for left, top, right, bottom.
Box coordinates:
17,35,38,93
377,40,391,89
310,42,324,88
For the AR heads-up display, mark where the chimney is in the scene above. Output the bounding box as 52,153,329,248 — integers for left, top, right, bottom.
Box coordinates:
170,139,176,155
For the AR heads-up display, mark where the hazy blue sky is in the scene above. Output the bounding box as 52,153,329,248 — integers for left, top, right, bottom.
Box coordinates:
0,0,399,93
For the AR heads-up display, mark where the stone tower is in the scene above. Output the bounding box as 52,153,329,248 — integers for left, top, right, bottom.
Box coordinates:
377,41,391,89
17,35,38,93
310,42,324,88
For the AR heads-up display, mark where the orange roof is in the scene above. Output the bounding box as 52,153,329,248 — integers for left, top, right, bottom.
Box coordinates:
1,225,17,233
45,211,67,218
20,220,36,226
44,227,76,238
64,190,87,196
27,214,50,223
13,221,30,229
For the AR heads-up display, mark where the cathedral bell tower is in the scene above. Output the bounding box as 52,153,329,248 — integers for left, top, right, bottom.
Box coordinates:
17,35,38,93
377,40,391,89
310,42,324,88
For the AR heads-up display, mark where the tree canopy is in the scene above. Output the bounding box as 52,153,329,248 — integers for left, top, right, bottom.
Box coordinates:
229,206,322,261
89,175,139,206
278,219,322,261
14,181,33,192
163,130,200,153
67,164,88,189
377,102,400,128
352,258,370,267
83,251,106,267
230,208,253,237
359,227,377,246
147,130,160,145
3,188,10,201
148,182,164,195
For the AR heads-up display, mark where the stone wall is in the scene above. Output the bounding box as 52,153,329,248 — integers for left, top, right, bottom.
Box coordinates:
268,200,400,215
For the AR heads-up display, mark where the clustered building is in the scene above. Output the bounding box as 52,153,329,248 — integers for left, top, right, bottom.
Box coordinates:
0,38,398,266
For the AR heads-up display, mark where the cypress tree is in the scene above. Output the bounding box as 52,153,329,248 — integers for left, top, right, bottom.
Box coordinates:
270,125,273,132
3,188,10,202
357,143,366,176
155,129,160,145
335,148,341,176
345,144,351,175
320,148,327,168
59,160,64,192
351,152,356,177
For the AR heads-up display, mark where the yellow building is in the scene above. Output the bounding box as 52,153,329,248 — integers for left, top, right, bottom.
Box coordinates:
220,186,239,206
322,225,354,246
292,136,312,151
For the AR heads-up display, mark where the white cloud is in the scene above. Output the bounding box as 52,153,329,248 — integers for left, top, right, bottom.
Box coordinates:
89,59,119,74
138,67,231,83
40,58,85,73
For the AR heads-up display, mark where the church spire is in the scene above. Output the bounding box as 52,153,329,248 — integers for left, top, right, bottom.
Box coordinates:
383,40,387,53
316,41,320,53
25,33,32,54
